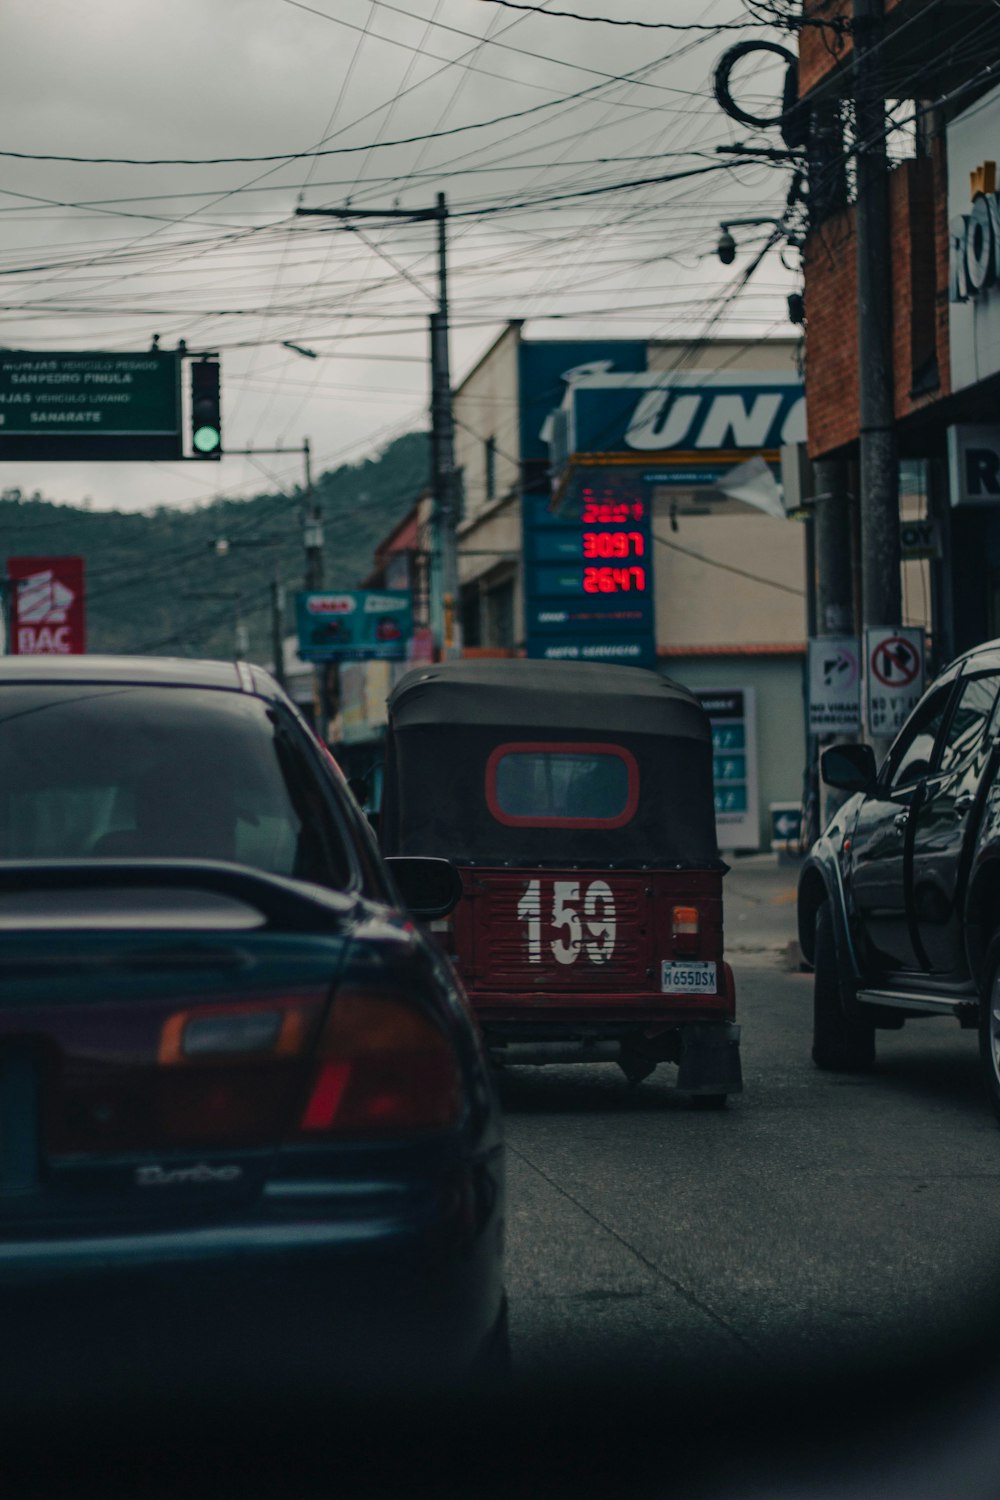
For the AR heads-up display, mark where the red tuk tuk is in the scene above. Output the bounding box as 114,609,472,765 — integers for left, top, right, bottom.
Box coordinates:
381,660,741,1105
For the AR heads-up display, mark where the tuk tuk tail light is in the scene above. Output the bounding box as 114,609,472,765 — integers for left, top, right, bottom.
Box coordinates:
672,906,700,956
297,989,462,1138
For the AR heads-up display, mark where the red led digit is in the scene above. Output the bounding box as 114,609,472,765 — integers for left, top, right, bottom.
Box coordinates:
582,531,644,560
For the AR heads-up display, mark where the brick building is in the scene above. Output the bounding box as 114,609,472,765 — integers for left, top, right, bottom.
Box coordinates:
799,0,1000,660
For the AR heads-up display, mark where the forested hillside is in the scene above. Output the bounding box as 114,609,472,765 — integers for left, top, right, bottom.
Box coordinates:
0,431,428,662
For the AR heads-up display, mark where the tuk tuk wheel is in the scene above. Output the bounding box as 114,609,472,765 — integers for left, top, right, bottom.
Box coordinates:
812,901,875,1072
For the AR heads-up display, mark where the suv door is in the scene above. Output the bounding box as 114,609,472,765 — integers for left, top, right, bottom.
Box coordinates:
909,671,1000,975
849,681,957,974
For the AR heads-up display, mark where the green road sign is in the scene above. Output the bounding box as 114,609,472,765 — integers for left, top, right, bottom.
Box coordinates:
0,351,182,460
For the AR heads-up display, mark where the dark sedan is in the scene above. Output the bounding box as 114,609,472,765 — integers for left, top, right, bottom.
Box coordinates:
797,638,1000,1123
0,655,505,1412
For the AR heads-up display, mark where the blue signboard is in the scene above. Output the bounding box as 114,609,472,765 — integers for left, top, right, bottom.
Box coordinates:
517,342,653,667
563,373,805,460
517,341,648,470
523,475,655,669
295,589,411,662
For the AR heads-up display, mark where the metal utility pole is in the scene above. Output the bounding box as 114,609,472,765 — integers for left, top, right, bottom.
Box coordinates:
296,194,461,658
853,0,901,752
814,459,854,636
224,441,319,595
210,536,286,688
812,457,857,833
269,575,285,688
302,438,324,591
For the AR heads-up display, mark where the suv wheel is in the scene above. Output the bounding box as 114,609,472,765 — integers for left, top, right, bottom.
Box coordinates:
812,901,875,1072
979,940,1000,1126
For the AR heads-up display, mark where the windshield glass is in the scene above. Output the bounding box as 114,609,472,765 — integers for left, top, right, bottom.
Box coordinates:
0,684,351,887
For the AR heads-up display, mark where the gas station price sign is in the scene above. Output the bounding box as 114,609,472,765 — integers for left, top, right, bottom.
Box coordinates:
581,498,647,593
524,474,655,668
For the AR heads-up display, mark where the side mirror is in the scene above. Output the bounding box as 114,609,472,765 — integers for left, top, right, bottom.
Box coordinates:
821,742,877,793
384,856,462,920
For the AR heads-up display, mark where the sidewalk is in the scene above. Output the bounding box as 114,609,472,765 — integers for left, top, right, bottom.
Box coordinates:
722,852,802,966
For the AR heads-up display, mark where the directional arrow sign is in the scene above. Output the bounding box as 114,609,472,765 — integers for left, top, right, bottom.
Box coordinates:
808,637,861,733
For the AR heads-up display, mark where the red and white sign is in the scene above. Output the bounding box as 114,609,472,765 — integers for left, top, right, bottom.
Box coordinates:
7,555,86,655
865,625,925,737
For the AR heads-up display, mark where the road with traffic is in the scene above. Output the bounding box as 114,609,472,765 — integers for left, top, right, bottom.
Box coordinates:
501,855,1000,1392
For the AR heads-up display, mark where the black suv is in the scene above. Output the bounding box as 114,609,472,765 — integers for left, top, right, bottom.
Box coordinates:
798,639,1000,1121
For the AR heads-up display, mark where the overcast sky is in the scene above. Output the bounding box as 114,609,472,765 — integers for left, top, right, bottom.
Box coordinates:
0,0,795,512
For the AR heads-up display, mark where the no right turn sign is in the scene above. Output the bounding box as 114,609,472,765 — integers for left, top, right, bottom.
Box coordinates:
865,626,925,736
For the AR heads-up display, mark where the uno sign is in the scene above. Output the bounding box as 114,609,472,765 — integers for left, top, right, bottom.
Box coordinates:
8,555,85,654
561,373,805,458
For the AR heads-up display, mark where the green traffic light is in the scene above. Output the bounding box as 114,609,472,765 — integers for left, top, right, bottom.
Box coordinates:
194,425,221,453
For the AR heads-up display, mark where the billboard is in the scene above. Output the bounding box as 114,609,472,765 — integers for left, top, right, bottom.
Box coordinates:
7,555,86,654
295,590,411,662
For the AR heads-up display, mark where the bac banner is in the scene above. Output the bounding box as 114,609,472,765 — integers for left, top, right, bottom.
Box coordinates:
295,589,411,662
7,555,85,654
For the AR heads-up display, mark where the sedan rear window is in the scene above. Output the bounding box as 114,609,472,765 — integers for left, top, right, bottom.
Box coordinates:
0,685,352,888
486,742,638,828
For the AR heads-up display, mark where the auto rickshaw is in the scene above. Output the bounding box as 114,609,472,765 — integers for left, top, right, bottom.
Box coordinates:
380,659,742,1105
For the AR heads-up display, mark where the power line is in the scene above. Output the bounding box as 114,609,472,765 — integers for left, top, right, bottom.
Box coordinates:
653,529,804,596
0,63,696,167
286,0,717,96
467,0,839,30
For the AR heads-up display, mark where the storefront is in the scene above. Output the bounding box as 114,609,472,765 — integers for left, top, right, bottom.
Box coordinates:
447,326,811,849
946,81,1000,651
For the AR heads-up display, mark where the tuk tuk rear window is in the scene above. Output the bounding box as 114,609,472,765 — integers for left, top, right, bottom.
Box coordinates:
486,743,638,828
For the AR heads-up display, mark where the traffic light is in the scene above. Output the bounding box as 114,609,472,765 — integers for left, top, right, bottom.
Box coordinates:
190,359,221,459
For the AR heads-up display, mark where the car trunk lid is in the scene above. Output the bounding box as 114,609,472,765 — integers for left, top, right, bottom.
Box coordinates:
0,870,352,1230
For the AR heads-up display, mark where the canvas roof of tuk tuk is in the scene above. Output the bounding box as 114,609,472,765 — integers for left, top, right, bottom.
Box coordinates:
386,659,709,739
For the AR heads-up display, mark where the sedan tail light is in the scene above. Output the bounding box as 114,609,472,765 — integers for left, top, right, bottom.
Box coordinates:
297,989,462,1138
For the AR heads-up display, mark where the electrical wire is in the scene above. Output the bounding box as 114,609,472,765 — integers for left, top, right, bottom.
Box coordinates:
466,0,838,29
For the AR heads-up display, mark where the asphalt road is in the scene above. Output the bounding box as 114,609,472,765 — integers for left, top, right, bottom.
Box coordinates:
499,865,1000,1394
